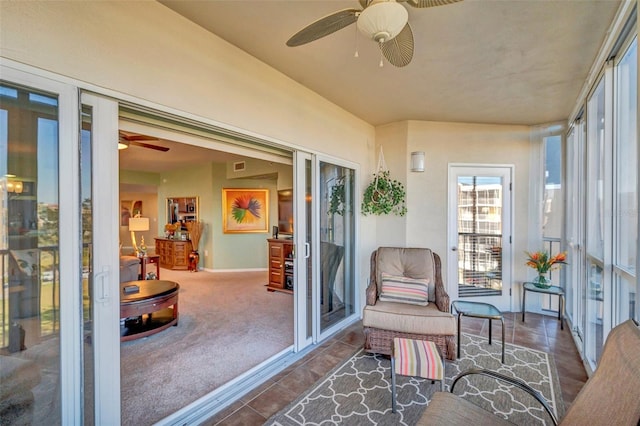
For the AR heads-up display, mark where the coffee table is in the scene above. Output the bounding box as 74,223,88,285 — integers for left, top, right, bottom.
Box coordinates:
451,300,505,363
120,280,179,342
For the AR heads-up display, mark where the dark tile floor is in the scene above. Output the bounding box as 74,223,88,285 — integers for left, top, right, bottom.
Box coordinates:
204,312,587,425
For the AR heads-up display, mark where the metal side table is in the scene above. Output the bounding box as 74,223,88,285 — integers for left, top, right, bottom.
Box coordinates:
522,282,564,330
451,300,505,364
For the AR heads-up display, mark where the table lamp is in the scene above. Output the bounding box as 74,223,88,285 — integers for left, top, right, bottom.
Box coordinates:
129,216,149,257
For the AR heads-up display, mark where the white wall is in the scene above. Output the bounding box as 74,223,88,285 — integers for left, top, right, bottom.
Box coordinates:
0,0,378,298
373,122,409,247
404,120,532,310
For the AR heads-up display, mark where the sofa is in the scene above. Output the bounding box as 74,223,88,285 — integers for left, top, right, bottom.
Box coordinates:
120,256,140,283
362,247,457,360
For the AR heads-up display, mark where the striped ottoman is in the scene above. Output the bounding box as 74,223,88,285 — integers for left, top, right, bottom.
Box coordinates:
391,337,445,413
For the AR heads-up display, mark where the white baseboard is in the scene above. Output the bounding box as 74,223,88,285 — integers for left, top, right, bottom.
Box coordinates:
201,267,268,273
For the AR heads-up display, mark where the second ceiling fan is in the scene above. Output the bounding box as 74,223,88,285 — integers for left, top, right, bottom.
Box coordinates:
286,0,462,67
118,131,170,152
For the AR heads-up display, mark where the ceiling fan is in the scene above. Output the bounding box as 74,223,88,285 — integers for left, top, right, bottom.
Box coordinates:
286,0,462,67
118,131,170,152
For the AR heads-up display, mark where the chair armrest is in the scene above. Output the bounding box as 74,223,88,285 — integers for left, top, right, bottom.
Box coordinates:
366,281,377,306
433,253,450,312
451,368,559,426
435,283,450,313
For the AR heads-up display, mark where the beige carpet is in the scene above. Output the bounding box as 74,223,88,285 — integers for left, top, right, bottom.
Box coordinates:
120,269,293,425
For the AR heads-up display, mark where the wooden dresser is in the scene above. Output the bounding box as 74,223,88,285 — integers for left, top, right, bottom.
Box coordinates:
155,238,193,270
267,238,294,293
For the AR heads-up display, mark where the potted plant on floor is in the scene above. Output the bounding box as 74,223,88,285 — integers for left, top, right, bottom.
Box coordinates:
186,220,204,272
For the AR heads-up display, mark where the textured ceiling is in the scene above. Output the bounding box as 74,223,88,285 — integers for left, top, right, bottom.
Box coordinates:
160,0,621,126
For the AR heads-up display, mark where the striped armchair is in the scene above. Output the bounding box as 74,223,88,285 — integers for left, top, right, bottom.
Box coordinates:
362,247,457,360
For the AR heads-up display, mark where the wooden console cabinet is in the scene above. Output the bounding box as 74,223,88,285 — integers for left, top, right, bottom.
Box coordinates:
267,239,294,294
155,238,193,270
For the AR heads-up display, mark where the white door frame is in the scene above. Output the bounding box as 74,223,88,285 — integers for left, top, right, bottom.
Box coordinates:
1,62,83,424
81,92,121,425
447,164,514,311
293,150,314,351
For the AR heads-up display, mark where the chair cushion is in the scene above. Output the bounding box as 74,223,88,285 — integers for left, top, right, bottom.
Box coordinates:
417,392,514,426
376,247,436,302
363,301,456,335
379,273,430,306
393,338,443,380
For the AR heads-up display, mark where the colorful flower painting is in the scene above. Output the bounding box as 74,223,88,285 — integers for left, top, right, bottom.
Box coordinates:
222,189,269,233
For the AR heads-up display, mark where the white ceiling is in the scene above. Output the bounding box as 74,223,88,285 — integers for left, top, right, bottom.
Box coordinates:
159,0,621,127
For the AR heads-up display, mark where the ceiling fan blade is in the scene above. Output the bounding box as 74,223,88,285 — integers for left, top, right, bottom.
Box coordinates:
405,0,463,8
286,9,360,47
380,23,414,67
119,130,158,141
130,141,170,152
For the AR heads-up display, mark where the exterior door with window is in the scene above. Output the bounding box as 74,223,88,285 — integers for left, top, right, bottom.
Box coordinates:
448,165,513,311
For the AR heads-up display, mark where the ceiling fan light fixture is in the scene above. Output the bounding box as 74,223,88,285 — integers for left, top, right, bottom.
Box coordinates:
356,1,408,42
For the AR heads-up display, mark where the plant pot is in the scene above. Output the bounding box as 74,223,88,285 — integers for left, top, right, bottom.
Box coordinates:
533,274,551,289
188,250,199,272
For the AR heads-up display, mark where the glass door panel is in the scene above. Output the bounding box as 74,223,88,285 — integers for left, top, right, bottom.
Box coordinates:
80,92,120,425
448,166,512,311
585,75,608,370
0,81,62,424
294,151,314,349
318,160,356,334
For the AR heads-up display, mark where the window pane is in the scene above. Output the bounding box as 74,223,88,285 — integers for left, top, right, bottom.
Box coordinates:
0,82,61,424
319,162,355,331
615,38,637,274
543,135,563,239
586,78,606,260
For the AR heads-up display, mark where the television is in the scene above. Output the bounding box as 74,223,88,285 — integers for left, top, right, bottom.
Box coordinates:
277,189,293,235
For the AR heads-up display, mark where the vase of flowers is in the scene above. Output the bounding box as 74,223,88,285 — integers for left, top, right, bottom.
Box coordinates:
525,250,567,288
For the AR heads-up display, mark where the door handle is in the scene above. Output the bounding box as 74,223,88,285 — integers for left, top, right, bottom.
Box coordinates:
451,247,457,251
95,266,110,304
305,242,310,259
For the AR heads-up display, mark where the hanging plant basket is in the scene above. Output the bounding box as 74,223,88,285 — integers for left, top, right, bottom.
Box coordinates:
361,148,407,217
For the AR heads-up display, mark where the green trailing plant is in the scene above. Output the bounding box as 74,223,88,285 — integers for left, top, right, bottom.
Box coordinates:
361,170,407,216
328,177,346,216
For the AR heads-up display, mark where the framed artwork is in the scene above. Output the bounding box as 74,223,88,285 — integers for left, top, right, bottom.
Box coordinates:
222,188,269,233
132,200,143,217
121,200,132,226
121,200,143,226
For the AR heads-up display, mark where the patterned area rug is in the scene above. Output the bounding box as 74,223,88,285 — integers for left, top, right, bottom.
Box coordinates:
266,334,564,426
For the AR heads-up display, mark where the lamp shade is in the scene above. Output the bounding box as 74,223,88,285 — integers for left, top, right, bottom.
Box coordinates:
410,151,425,172
357,1,408,42
129,217,149,231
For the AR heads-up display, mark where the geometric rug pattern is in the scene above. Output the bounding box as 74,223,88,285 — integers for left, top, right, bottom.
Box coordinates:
266,333,563,426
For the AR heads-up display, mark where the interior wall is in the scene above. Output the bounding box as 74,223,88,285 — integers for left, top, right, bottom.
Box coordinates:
0,0,377,296
211,165,277,270
118,192,159,254
404,120,532,310
158,163,214,268
373,122,409,248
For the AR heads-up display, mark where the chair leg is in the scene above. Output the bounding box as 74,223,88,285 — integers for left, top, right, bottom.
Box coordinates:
391,356,397,413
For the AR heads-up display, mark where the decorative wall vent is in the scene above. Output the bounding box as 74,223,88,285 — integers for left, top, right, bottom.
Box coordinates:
233,161,246,172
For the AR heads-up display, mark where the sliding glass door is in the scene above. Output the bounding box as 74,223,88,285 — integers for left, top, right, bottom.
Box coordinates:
315,158,357,339
0,65,82,424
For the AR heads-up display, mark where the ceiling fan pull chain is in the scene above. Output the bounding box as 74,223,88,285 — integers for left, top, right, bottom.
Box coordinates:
379,42,384,67
354,25,359,58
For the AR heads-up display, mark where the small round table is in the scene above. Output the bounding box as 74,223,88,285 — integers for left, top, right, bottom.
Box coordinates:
451,300,505,363
522,282,564,330
120,280,179,341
